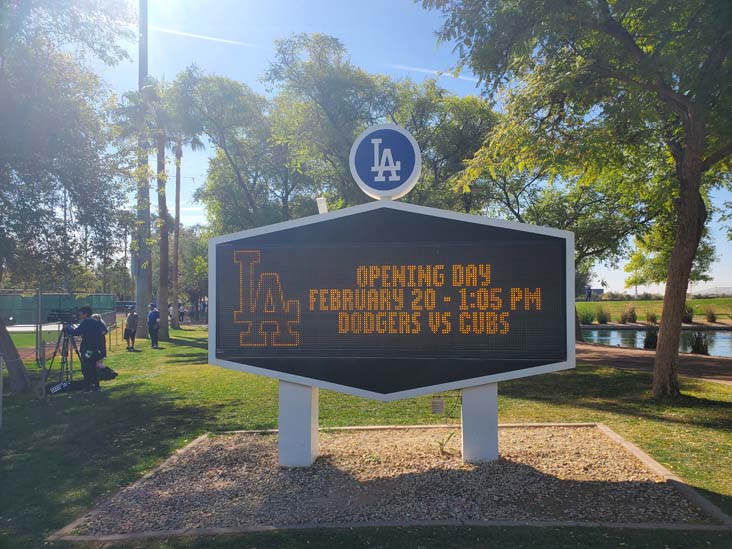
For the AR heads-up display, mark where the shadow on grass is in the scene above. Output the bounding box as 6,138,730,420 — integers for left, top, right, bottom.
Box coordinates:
167,351,208,365
502,365,732,430
0,380,226,547
170,334,208,351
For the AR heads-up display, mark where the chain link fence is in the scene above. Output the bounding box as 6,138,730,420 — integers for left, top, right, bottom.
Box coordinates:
0,289,119,365
693,287,732,298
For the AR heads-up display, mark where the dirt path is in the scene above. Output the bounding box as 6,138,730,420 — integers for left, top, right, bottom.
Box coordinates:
577,342,732,385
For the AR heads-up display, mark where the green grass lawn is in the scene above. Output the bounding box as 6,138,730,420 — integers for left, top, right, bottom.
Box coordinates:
8,330,60,350
1,326,731,547
576,297,732,323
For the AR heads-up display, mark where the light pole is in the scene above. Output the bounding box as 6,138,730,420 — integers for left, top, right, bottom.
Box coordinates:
134,0,152,338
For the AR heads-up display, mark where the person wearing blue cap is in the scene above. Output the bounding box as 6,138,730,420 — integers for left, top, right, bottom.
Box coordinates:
148,303,160,349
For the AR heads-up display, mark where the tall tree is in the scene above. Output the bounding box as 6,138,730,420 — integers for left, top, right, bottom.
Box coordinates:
391,79,497,211
0,0,132,391
166,75,204,328
146,80,177,341
427,0,732,396
625,221,716,289
135,0,152,339
178,225,208,318
268,95,320,220
458,154,655,339
182,69,319,234
178,68,274,228
264,34,397,205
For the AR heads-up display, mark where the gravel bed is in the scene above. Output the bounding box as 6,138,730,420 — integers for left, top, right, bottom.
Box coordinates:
75,426,710,535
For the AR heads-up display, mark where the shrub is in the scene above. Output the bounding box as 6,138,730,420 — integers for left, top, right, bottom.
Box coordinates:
690,331,709,355
682,304,694,323
620,306,637,324
596,306,611,324
705,307,717,323
645,310,658,324
579,309,595,324
602,291,633,301
643,329,658,350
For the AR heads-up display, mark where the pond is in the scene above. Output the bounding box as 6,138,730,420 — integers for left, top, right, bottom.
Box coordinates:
582,329,732,358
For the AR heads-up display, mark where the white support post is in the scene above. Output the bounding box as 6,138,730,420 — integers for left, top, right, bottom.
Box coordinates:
461,382,499,463
316,197,328,214
276,196,328,467
278,380,319,467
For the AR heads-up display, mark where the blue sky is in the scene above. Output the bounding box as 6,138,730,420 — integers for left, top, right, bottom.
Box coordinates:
99,0,731,293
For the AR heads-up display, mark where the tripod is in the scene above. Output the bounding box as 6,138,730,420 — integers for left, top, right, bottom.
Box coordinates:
40,323,82,395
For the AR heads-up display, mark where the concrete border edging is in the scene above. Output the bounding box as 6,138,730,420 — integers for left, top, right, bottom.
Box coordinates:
48,423,732,543
54,518,732,543
216,422,598,436
595,423,732,526
46,434,210,542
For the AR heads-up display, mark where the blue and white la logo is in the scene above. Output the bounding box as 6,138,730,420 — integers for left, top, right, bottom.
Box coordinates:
349,123,422,200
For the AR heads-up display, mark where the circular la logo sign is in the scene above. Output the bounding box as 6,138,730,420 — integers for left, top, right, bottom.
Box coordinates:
349,123,422,200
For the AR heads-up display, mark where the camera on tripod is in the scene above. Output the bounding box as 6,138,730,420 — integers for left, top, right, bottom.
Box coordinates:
47,308,79,324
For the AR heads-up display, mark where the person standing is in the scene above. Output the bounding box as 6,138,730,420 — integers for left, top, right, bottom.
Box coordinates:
178,303,185,323
124,305,139,351
148,303,160,349
68,306,105,391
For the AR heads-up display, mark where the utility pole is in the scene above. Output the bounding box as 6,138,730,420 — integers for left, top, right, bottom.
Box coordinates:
135,0,152,338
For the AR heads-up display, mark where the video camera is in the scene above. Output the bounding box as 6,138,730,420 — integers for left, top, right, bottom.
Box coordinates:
47,308,79,324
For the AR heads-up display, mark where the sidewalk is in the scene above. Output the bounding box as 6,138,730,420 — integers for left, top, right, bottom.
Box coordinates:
577,342,732,385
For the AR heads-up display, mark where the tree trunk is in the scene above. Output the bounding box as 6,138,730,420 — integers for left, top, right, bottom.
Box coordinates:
191,292,199,322
0,318,31,393
135,0,151,340
574,308,584,342
135,149,152,340
653,124,707,398
171,140,182,330
157,134,170,341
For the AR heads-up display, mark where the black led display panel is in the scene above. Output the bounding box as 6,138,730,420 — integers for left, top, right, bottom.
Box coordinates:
210,202,573,399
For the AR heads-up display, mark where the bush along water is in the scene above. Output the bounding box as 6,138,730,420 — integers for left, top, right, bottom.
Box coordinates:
682,304,694,323
620,306,637,324
690,332,709,355
643,329,658,350
646,310,658,324
579,309,595,324
596,306,611,324
705,307,717,323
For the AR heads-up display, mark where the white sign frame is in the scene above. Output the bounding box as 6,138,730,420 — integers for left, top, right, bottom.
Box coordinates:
349,123,422,200
208,200,575,402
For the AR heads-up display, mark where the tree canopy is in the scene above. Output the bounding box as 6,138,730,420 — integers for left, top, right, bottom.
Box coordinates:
0,0,133,290
426,0,732,396
185,46,497,234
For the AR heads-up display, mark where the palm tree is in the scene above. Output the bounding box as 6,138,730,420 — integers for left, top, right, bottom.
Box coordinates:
170,134,204,329
167,74,205,329
147,79,175,341
114,88,154,339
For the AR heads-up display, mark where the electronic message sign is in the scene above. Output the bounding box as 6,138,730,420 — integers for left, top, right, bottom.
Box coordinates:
209,201,574,401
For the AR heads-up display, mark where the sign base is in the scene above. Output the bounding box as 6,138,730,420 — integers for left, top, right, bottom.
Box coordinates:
278,380,319,467
461,383,499,463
